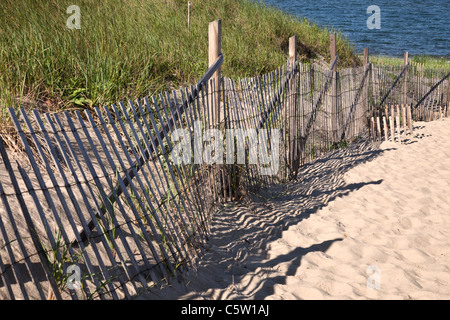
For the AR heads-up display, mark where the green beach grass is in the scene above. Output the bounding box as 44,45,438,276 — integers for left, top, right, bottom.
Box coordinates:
0,0,360,122
369,55,450,69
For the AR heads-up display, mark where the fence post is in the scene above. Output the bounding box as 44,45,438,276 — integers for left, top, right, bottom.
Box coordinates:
209,19,221,127
330,34,337,73
363,47,370,131
402,51,409,106
289,35,297,65
330,33,338,141
288,35,298,174
188,2,191,33
363,47,369,67
407,104,413,134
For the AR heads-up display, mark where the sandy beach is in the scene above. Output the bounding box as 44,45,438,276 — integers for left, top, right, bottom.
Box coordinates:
142,118,450,300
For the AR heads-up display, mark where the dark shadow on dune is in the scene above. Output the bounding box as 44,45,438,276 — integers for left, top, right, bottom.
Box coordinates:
141,138,394,300
244,238,343,299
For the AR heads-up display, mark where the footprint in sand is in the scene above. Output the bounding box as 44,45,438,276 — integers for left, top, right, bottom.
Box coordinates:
398,217,412,229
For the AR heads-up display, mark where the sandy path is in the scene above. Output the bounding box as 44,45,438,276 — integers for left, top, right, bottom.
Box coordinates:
262,120,450,300
143,118,450,300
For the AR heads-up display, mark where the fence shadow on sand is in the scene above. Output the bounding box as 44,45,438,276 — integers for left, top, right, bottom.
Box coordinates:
142,136,394,300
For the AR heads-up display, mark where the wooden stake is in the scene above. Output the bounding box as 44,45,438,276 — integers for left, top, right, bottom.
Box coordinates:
402,52,409,106
390,105,395,140
407,104,413,135
395,104,400,138
209,19,221,126
383,116,388,141
188,2,191,33
376,115,381,141
371,116,375,139
363,48,369,115
370,116,375,139
363,47,369,67
389,115,394,142
330,33,337,72
330,33,338,141
288,35,298,171
289,35,297,66
401,104,407,134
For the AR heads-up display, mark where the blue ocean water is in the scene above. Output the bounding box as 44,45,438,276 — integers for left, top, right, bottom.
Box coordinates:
263,0,449,57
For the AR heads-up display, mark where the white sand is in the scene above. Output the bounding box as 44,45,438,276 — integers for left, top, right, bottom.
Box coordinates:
2,118,449,300
142,118,450,300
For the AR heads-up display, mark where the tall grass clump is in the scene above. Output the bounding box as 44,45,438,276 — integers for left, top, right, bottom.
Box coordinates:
0,0,359,122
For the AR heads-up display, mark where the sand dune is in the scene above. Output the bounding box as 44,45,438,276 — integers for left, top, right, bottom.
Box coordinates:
142,118,450,300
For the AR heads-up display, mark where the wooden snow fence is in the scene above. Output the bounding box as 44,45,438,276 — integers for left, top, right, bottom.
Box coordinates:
1,24,449,299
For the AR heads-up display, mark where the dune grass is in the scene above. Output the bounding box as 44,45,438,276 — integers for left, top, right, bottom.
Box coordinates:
370,55,450,69
0,0,360,122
